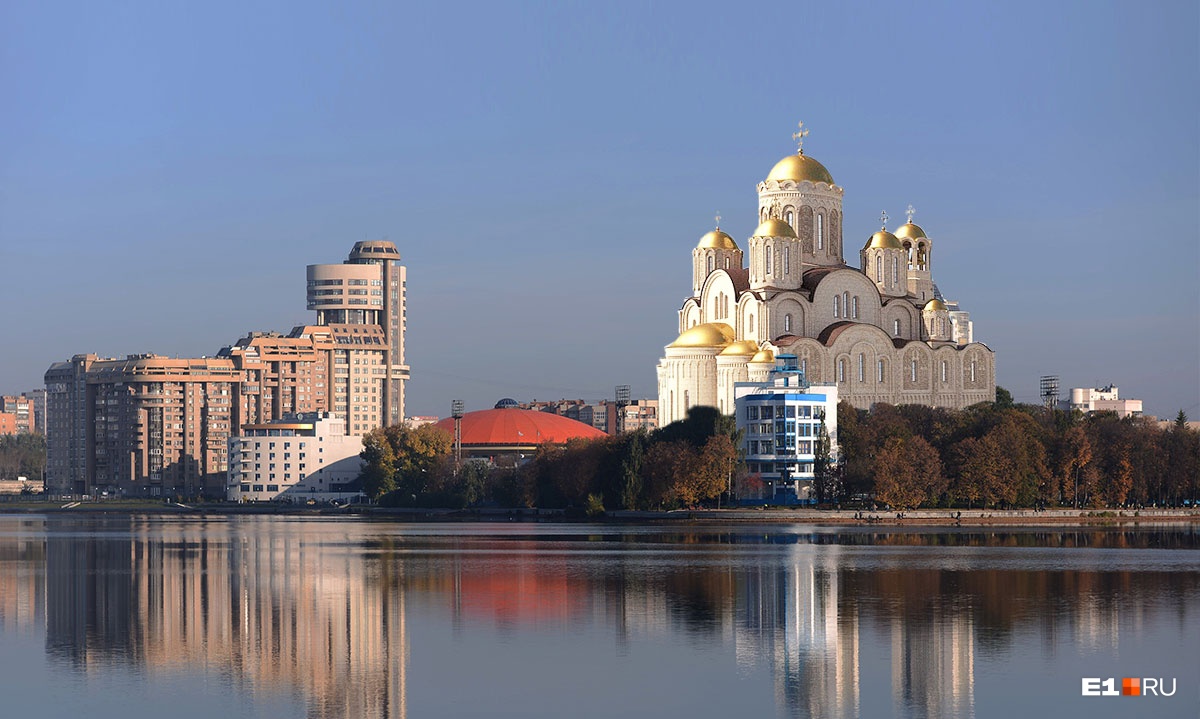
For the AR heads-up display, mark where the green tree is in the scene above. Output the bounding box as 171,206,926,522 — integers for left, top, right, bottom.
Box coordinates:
360,429,397,500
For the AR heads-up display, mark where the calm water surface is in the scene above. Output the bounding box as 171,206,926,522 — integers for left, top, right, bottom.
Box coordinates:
0,516,1196,718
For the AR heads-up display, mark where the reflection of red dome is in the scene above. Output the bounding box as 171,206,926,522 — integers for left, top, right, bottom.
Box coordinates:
433,408,606,448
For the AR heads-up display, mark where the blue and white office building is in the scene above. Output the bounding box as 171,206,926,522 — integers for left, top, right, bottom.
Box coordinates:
735,354,838,503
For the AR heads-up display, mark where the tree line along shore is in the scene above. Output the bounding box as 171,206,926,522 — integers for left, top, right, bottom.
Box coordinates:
359,391,1200,513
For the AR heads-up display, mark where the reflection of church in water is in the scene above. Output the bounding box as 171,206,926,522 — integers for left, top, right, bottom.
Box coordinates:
733,546,975,719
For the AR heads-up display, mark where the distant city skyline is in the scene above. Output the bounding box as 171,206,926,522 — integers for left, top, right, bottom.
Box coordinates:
2,1,1197,419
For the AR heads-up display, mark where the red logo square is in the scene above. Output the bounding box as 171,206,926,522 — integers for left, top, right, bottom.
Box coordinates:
1122,677,1140,696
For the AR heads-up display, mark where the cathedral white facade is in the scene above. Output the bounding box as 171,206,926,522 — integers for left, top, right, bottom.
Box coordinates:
657,132,996,425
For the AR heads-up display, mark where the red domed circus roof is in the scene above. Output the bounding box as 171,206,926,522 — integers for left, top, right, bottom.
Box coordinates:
433,408,606,447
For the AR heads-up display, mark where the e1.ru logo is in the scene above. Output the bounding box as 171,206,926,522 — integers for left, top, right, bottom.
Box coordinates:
1081,677,1177,697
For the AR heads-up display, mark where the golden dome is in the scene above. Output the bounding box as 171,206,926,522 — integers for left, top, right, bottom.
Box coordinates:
719,340,760,356
865,229,902,250
766,153,835,185
752,218,797,238
750,348,776,364
697,230,739,250
923,298,948,312
895,222,927,240
669,322,736,348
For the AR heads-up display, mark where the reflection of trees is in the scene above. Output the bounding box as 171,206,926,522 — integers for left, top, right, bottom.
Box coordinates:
4,520,1199,719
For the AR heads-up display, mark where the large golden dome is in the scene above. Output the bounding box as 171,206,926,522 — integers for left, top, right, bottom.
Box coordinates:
766,153,835,185
669,322,736,348
696,229,739,250
895,222,927,240
865,229,903,250
923,298,948,312
752,218,797,238
719,340,760,356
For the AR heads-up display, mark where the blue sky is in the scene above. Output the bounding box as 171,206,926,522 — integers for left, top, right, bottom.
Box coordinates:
1,0,1197,419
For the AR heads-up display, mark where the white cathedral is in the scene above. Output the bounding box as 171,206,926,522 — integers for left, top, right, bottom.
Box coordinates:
656,127,996,425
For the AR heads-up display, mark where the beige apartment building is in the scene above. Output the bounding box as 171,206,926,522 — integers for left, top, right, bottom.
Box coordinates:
44,240,409,497
307,240,409,425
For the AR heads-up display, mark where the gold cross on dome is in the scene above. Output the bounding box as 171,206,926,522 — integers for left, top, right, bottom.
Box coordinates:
906,204,916,224
792,121,809,154
715,213,721,229
880,210,889,229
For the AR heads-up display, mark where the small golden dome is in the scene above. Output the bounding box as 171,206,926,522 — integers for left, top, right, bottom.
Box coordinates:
923,298,948,312
669,322,736,348
719,340,760,356
766,153,835,185
750,348,776,364
752,218,797,238
697,230,739,250
895,222,927,240
865,230,903,250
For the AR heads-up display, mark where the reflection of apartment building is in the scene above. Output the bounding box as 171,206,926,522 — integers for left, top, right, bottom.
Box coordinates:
227,412,364,502
41,522,407,718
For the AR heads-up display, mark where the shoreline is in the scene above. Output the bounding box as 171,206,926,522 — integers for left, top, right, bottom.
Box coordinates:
0,502,1197,527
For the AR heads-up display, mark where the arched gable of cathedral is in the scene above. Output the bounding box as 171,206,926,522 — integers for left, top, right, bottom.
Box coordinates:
699,270,739,326
806,267,883,328
737,292,764,343
767,291,808,338
680,298,701,333
818,322,896,384
959,342,994,393
881,298,921,341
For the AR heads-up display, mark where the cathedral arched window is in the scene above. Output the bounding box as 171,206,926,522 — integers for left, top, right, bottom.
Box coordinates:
878,359,886,383
941,360,948,383
833,295,840,318
842,292,849,318
876,257,883,283
801,358,807,377
892,257,899,287
724,257,730,269
707,255,714,273
783,246,790,274
816,213,824,250
837,359,845,383
750,313,756,334
785,209,793,225
784,314,792,333
765,245,773,274
852,296,859,319
858,353,865,382
970,359,976,383
910,359,918,382
893,318,901,336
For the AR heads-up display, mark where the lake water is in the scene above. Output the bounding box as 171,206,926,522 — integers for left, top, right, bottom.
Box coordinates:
0,515,1196,719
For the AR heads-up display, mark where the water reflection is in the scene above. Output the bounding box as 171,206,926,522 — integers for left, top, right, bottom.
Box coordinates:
0,518,1196,719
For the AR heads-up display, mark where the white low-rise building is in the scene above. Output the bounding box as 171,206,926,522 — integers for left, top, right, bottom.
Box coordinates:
227,412,364,503
1066,385,1143,418
735,355,838,504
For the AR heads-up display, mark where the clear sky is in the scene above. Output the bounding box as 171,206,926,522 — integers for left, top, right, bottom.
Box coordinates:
1,0,1197,420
